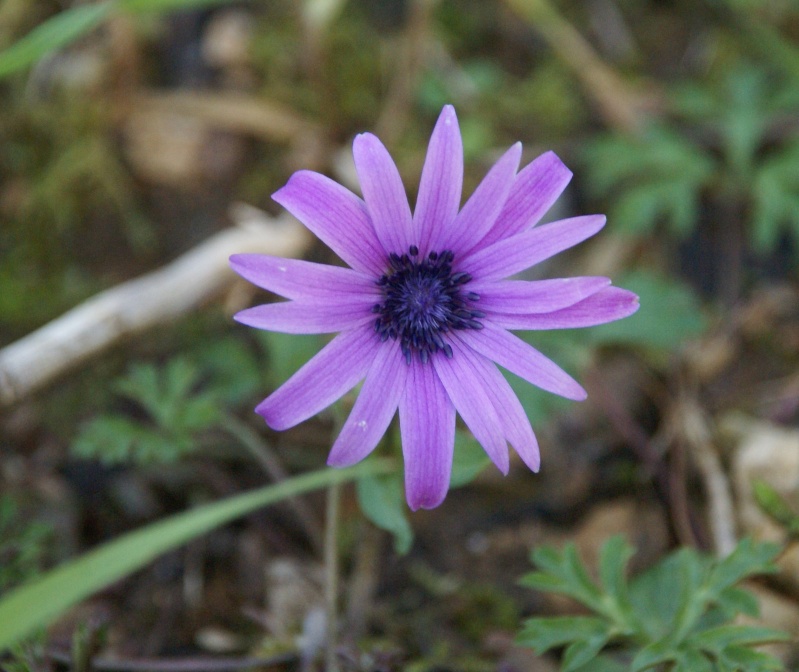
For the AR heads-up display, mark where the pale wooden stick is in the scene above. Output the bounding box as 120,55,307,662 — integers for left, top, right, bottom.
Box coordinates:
0,206,310,407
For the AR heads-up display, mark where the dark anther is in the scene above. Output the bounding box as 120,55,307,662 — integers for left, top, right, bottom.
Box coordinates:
372,246,483,364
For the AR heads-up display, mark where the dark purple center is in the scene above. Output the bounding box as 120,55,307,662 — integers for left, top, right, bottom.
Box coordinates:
373,245,484,364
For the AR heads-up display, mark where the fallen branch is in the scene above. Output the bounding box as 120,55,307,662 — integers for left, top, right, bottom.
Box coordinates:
0,205,311,407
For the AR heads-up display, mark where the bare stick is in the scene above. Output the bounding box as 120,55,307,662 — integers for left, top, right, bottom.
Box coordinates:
676,397,738,557
127,91,319,143
0,206,310,407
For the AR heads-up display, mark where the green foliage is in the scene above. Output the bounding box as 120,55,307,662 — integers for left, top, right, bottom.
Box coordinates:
0,0,243,79
0,93,153,320
584,65,799,256
357,471,413,554
356,430,493,554
72,358,221,465
0,3,113,78
583,125,715,239
0,497,53,594
753,479,799,537
517,536,788,672
256,331,324,389
586,271,708,352
0,460,394,652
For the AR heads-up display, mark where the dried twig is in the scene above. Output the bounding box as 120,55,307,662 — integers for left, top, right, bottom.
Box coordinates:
126,91,319,143
0,207,310,407
672,396,738,557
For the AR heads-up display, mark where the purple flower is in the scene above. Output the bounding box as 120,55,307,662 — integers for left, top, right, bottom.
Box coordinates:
230,105,638,510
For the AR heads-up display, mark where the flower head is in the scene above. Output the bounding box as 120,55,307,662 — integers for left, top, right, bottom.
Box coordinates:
230,105,638,510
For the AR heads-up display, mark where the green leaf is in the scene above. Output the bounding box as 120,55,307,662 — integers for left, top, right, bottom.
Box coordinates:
629,547,705,640
522,545,605,611
718,645,786,671
673,648,713,672
356,473,413,554
516,616,608,653
631,639,678,672
753,480,799,534
562,632,612,672
0,459,394,651
716,586,760,618
0,3,114,79
571,655,628,672
118,0,239,12
689,624,790,652
705,538,780,598
598,535,634,614
587,271,707,351
258,332,324,389
450,430,491,488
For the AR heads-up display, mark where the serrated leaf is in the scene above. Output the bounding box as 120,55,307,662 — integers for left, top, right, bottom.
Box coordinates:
562,632,612,672
678,648,713,672
629,547,706,640
516,616,608,653
356,474,413,554
598,536,634,618
716,586,760,618
571,654,628,672
689,624,790,652
705,539,780,598
631,638,678,671
518,570,569,593
718,645,786,671
562,544,605,611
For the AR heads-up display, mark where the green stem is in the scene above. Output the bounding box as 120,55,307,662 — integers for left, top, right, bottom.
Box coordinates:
219,413,323,552
325,481,342,672
0,459,395,651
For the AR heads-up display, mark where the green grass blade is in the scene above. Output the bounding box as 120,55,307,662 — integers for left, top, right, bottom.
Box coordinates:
118,0,239,13
0,459,394,650
0,2,114,79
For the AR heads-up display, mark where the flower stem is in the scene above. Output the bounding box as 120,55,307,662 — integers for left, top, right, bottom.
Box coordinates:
219,413,323,553
324,480,341,672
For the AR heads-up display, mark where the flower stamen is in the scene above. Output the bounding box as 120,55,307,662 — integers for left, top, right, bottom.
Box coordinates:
373,246,484,364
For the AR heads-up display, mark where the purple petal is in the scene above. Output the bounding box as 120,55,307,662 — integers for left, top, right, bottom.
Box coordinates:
473,277,610,314
439,143,521,256
256,327,378,430
433,344,509,474
476,151,573,249
451,337,539,471
234,300,374,334
327,343,407,466
415,105,464,253
399,361,456,511
491,287,640,330
273,170,386,275
460,323,587,400
353,133,414,255
230,254,378,301
462,215,606,282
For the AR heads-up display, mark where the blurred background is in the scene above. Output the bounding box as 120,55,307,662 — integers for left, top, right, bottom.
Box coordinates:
1,0,799,669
